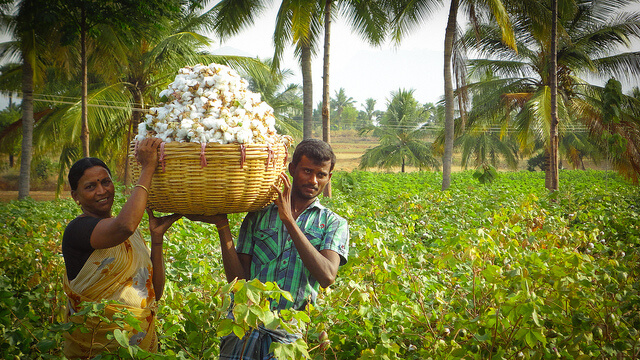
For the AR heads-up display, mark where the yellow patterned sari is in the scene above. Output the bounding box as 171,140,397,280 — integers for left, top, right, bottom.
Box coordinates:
63,229,158,359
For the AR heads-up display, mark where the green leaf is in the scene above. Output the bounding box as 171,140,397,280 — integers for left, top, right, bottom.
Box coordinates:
113,329,129,348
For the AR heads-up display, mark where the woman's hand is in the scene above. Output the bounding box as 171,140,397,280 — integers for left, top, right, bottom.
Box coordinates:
136,137,162,171
147,209,182,241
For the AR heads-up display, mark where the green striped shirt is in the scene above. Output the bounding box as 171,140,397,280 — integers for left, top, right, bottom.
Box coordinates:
237,199,349,310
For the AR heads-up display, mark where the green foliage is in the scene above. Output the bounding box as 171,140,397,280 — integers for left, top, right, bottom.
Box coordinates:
2,170,640,359
472,164,498,184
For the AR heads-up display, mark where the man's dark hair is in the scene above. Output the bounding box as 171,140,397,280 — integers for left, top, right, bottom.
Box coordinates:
291,138,336,171
68,157,111,191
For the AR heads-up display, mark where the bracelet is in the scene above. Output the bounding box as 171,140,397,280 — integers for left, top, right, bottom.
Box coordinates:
135,184,150,194
216,224,229,231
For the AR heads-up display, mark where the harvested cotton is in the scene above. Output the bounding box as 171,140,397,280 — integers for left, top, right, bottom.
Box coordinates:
136,63,292,147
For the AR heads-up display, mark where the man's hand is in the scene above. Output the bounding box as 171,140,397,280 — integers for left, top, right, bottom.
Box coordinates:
147,209,182,239
272,172,294,223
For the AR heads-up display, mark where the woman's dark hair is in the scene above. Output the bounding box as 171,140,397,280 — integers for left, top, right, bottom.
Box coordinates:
68,157,111,191
291,139,336,171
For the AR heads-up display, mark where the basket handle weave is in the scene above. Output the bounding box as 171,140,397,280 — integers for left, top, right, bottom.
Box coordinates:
159,142,166,172
200,142,207,168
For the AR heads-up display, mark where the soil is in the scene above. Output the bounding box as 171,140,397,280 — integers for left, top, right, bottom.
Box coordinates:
0,190,71,202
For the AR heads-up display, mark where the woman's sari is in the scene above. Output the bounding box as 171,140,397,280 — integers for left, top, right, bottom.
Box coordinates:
63,229,158,358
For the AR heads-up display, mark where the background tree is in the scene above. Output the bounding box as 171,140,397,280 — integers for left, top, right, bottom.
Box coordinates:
0,0,59,199
359,89,439,172
463,0,640,183
212,0,322,140
242,57,303,137
54,0,184,157
386,0,515,190
331,87,355,130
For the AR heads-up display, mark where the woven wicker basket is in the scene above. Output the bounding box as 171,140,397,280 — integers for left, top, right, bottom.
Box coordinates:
128,141,290,215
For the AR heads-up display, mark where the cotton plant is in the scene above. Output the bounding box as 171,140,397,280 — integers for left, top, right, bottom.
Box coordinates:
136,63,292,146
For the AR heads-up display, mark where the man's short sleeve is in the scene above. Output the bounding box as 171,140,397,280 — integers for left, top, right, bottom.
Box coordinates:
321,213,349,266
236,211,257,255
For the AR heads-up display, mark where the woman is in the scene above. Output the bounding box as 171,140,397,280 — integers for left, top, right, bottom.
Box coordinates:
62,138,181,358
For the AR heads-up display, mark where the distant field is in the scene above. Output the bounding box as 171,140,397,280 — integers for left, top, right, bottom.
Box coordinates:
328,130,379,171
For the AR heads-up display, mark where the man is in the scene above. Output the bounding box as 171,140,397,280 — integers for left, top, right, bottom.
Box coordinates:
191,138,349,359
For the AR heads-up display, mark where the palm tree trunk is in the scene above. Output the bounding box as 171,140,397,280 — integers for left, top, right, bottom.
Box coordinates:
80,6,90,157
301,44,313,140
322,0,332,198
124,88,144,187
442,0,459,190
548,0,559,191
402,156,405,173
18,52,34,199
322,0,331,145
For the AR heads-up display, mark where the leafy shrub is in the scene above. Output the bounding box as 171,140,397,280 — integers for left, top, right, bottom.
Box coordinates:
1,170,639,359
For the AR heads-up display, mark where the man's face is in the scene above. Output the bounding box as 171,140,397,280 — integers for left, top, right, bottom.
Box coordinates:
289,155,332,200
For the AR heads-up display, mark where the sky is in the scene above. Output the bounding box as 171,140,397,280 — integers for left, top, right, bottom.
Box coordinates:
208,4,451,112
206,2,640,113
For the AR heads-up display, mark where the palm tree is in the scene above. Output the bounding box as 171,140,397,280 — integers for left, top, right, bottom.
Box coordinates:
386,0,515,190
0,0,58,199
331,87,355,129
359,89,439,172
463,0,640,183
53,0,185,157
0,2,269,192
242,57,303,137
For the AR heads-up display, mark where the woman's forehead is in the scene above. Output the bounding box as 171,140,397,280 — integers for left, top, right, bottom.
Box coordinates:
80,166,111,180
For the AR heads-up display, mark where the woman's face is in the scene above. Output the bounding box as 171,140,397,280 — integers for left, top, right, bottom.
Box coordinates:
72,166,115,218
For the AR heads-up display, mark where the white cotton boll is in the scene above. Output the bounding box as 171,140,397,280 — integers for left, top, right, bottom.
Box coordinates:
135,134,146,141
138,121,148,132
222,91,233,101
236,128,253,144
156,107,169,120
180,119,194,129
159,89,171,99
209,99,222,109
220,108,230,118
181,92,193,102
265,115,276,128
155,122,169,133
176,127,188,140
213,119,227,132
211,130,223,144
225,117,238,127
196,87,204,96
233,108,246,118
222,131,236,144
204,76,215,87
201,116,216,129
